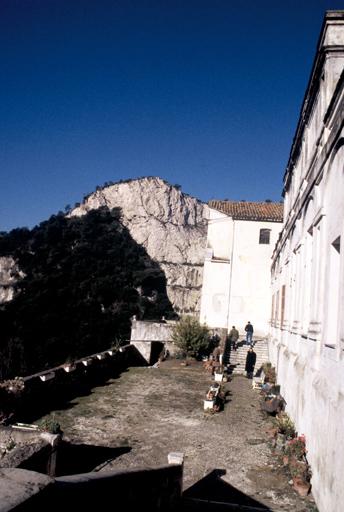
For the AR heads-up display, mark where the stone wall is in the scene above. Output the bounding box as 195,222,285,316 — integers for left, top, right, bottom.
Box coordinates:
130,319,179,359
0,460,183,511
130,319,175,342
0,345,141,424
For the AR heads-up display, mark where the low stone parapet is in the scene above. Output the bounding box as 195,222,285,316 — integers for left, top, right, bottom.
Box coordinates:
0,456,183,511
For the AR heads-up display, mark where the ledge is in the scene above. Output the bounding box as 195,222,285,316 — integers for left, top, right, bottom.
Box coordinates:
0,468,53,512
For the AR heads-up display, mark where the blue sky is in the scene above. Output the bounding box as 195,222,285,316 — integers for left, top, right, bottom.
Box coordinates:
0,0,343,231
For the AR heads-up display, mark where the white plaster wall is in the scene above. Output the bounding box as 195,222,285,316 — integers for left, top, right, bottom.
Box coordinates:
269,329,344,512
130,341,152,363
206,208,233,260
229,220,281,336
284,40,344,218
199,210,232,328
200,209,282,335
199,259,231,329
269,15,344,508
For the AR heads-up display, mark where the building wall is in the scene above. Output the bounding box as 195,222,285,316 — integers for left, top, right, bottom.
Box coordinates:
229,219,281,335
199,208,232,329
269,12,344,512
200,208,282,335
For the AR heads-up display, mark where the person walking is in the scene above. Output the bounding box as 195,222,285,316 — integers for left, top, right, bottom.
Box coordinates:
245,347,256,379
228,325,239,351
244,321,254,345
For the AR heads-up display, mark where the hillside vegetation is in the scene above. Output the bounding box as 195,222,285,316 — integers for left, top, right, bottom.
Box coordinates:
0,207,175,379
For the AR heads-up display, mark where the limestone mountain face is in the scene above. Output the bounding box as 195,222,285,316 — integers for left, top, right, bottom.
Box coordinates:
0,256,25,304
71,177,208,314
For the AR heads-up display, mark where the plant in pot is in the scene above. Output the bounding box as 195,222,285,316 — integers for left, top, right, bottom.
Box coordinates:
264,366,276,384
285,434,306,460
37,415,62,435
289,460,311,497
272,412,295,452
274,412,296,438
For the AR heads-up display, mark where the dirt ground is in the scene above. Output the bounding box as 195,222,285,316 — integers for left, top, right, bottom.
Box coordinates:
38,359,318,511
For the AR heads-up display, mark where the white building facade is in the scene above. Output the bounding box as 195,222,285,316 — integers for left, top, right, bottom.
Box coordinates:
269,12,344,512
200,201,283,336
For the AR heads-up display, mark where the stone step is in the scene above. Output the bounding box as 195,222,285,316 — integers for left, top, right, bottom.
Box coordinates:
228,339,269,375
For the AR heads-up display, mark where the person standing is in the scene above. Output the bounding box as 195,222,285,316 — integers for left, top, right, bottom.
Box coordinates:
224,332,232,364
245,347,256,379
244,321,254,345
228,325,239,351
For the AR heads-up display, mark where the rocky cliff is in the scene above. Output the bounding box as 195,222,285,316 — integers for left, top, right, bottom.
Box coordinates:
0,256,25,304
71,177,208,314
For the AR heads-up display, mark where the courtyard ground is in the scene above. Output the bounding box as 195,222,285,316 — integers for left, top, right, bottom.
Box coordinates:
38,359,318,511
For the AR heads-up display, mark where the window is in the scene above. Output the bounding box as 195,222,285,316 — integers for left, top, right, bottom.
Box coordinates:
333,236,341,254
259,228,271,244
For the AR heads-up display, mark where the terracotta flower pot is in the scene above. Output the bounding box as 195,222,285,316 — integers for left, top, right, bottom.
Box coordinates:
282,455,289,466
292,476,311,497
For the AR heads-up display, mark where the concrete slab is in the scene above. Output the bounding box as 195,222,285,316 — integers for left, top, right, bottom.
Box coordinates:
0,468,53,512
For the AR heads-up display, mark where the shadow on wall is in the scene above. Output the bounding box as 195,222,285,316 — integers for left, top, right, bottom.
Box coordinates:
183,469,272,511
0,206,176,379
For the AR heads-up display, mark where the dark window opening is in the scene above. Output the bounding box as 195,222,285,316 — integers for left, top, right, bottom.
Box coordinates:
333,236,340,254
259,229,271,244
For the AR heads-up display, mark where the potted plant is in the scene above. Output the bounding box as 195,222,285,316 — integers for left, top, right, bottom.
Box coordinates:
274,412,296,438
264,366,276,384
290,462,311,497
285,434,306,460
37,415,62,435
285,435,311,496
214,366,224,382
272,412,295,452
204,390,216,410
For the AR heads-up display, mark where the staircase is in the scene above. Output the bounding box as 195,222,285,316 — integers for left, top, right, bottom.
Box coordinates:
228,338,269,375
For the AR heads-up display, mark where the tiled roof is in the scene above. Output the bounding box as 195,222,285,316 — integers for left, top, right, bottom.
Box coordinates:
209,200,284,222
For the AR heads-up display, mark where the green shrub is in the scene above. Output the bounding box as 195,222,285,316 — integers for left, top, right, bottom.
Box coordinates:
171,316,210,358
37,415,62,434
273,412,295,437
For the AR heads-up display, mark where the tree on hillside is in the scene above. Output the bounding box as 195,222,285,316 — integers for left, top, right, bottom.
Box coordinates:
0,207,175,379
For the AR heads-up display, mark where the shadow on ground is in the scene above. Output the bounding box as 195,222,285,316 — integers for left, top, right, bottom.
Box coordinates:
183,469,272,511
19,442,132,477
